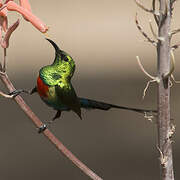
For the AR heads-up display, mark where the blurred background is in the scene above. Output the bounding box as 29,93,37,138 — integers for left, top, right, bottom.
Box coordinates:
0,0,180,179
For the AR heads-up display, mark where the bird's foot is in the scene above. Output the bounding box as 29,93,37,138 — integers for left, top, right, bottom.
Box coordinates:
38,124,47,133
38,111,61,133
30,87,37,95
53,110,61,121
8,89,29,98
47,110,61,125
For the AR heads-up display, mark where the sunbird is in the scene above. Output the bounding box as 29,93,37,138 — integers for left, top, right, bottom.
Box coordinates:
10,39,156,131
31,39,156,120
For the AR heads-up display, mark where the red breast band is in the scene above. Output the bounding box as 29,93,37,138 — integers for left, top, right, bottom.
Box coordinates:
37,76,49,97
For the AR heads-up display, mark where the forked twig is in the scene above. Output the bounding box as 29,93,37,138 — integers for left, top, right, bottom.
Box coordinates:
136,56,159,98
143,79,157,99
156,145,168,166
152,0,159,25
135,0,159,16
135,13,157,46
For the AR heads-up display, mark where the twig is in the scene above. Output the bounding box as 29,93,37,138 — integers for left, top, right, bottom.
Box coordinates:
135,0,159,15
0,89,14,98
171,74,180,83
136,56,159,99
135,13,157,46
142,79,157,99
156,145,168,166
152,0,159,25
136,56,157,80
149,19,158,40
3,48,7,72
170,28,180,36
171,43,180,50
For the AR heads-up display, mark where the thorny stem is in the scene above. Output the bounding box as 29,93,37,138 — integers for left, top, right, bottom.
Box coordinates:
0,50,102,180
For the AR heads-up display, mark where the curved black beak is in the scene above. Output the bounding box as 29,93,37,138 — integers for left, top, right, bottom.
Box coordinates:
45,38,61,54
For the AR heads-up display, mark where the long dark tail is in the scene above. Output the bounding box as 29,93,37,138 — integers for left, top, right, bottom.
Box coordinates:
79,97,157,114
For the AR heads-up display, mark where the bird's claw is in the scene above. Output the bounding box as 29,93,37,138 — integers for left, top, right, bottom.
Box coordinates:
38,124,47,133
30,87,37,95
8,89,28,98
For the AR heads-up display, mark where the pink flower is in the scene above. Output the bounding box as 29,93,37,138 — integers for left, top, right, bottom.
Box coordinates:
7,1,48,33
0,9,8,32
0,0,48,48
19,0,31,12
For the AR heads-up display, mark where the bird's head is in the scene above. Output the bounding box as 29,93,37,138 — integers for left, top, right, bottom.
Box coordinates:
45,38,76,80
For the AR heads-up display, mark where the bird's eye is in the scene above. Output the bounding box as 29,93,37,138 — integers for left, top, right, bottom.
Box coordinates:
63,56,69,62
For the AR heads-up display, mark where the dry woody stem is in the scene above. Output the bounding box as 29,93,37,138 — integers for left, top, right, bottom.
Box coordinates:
157,0,174,179
135,0,177,180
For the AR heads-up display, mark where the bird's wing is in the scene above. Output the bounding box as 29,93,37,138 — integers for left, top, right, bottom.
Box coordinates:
55,84,82,119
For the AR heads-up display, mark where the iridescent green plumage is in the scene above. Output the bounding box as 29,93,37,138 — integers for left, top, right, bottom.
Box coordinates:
39,39,81,119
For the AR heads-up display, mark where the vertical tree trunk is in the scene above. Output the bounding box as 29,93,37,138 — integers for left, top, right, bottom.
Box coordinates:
157,0,174,179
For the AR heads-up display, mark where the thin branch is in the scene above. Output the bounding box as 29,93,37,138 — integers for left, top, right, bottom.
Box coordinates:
156,145,168,167
164,0,168,16
152,0,159,25
171,74,180,83
0,72,103,180
149,19,158,40
170,28,180,36
136,56,159,99
3,48,6,72
171,43,180,50
136,56,157,80
0,89,14,98
142,79,157,99
135,0,159,15
135,13,157,46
